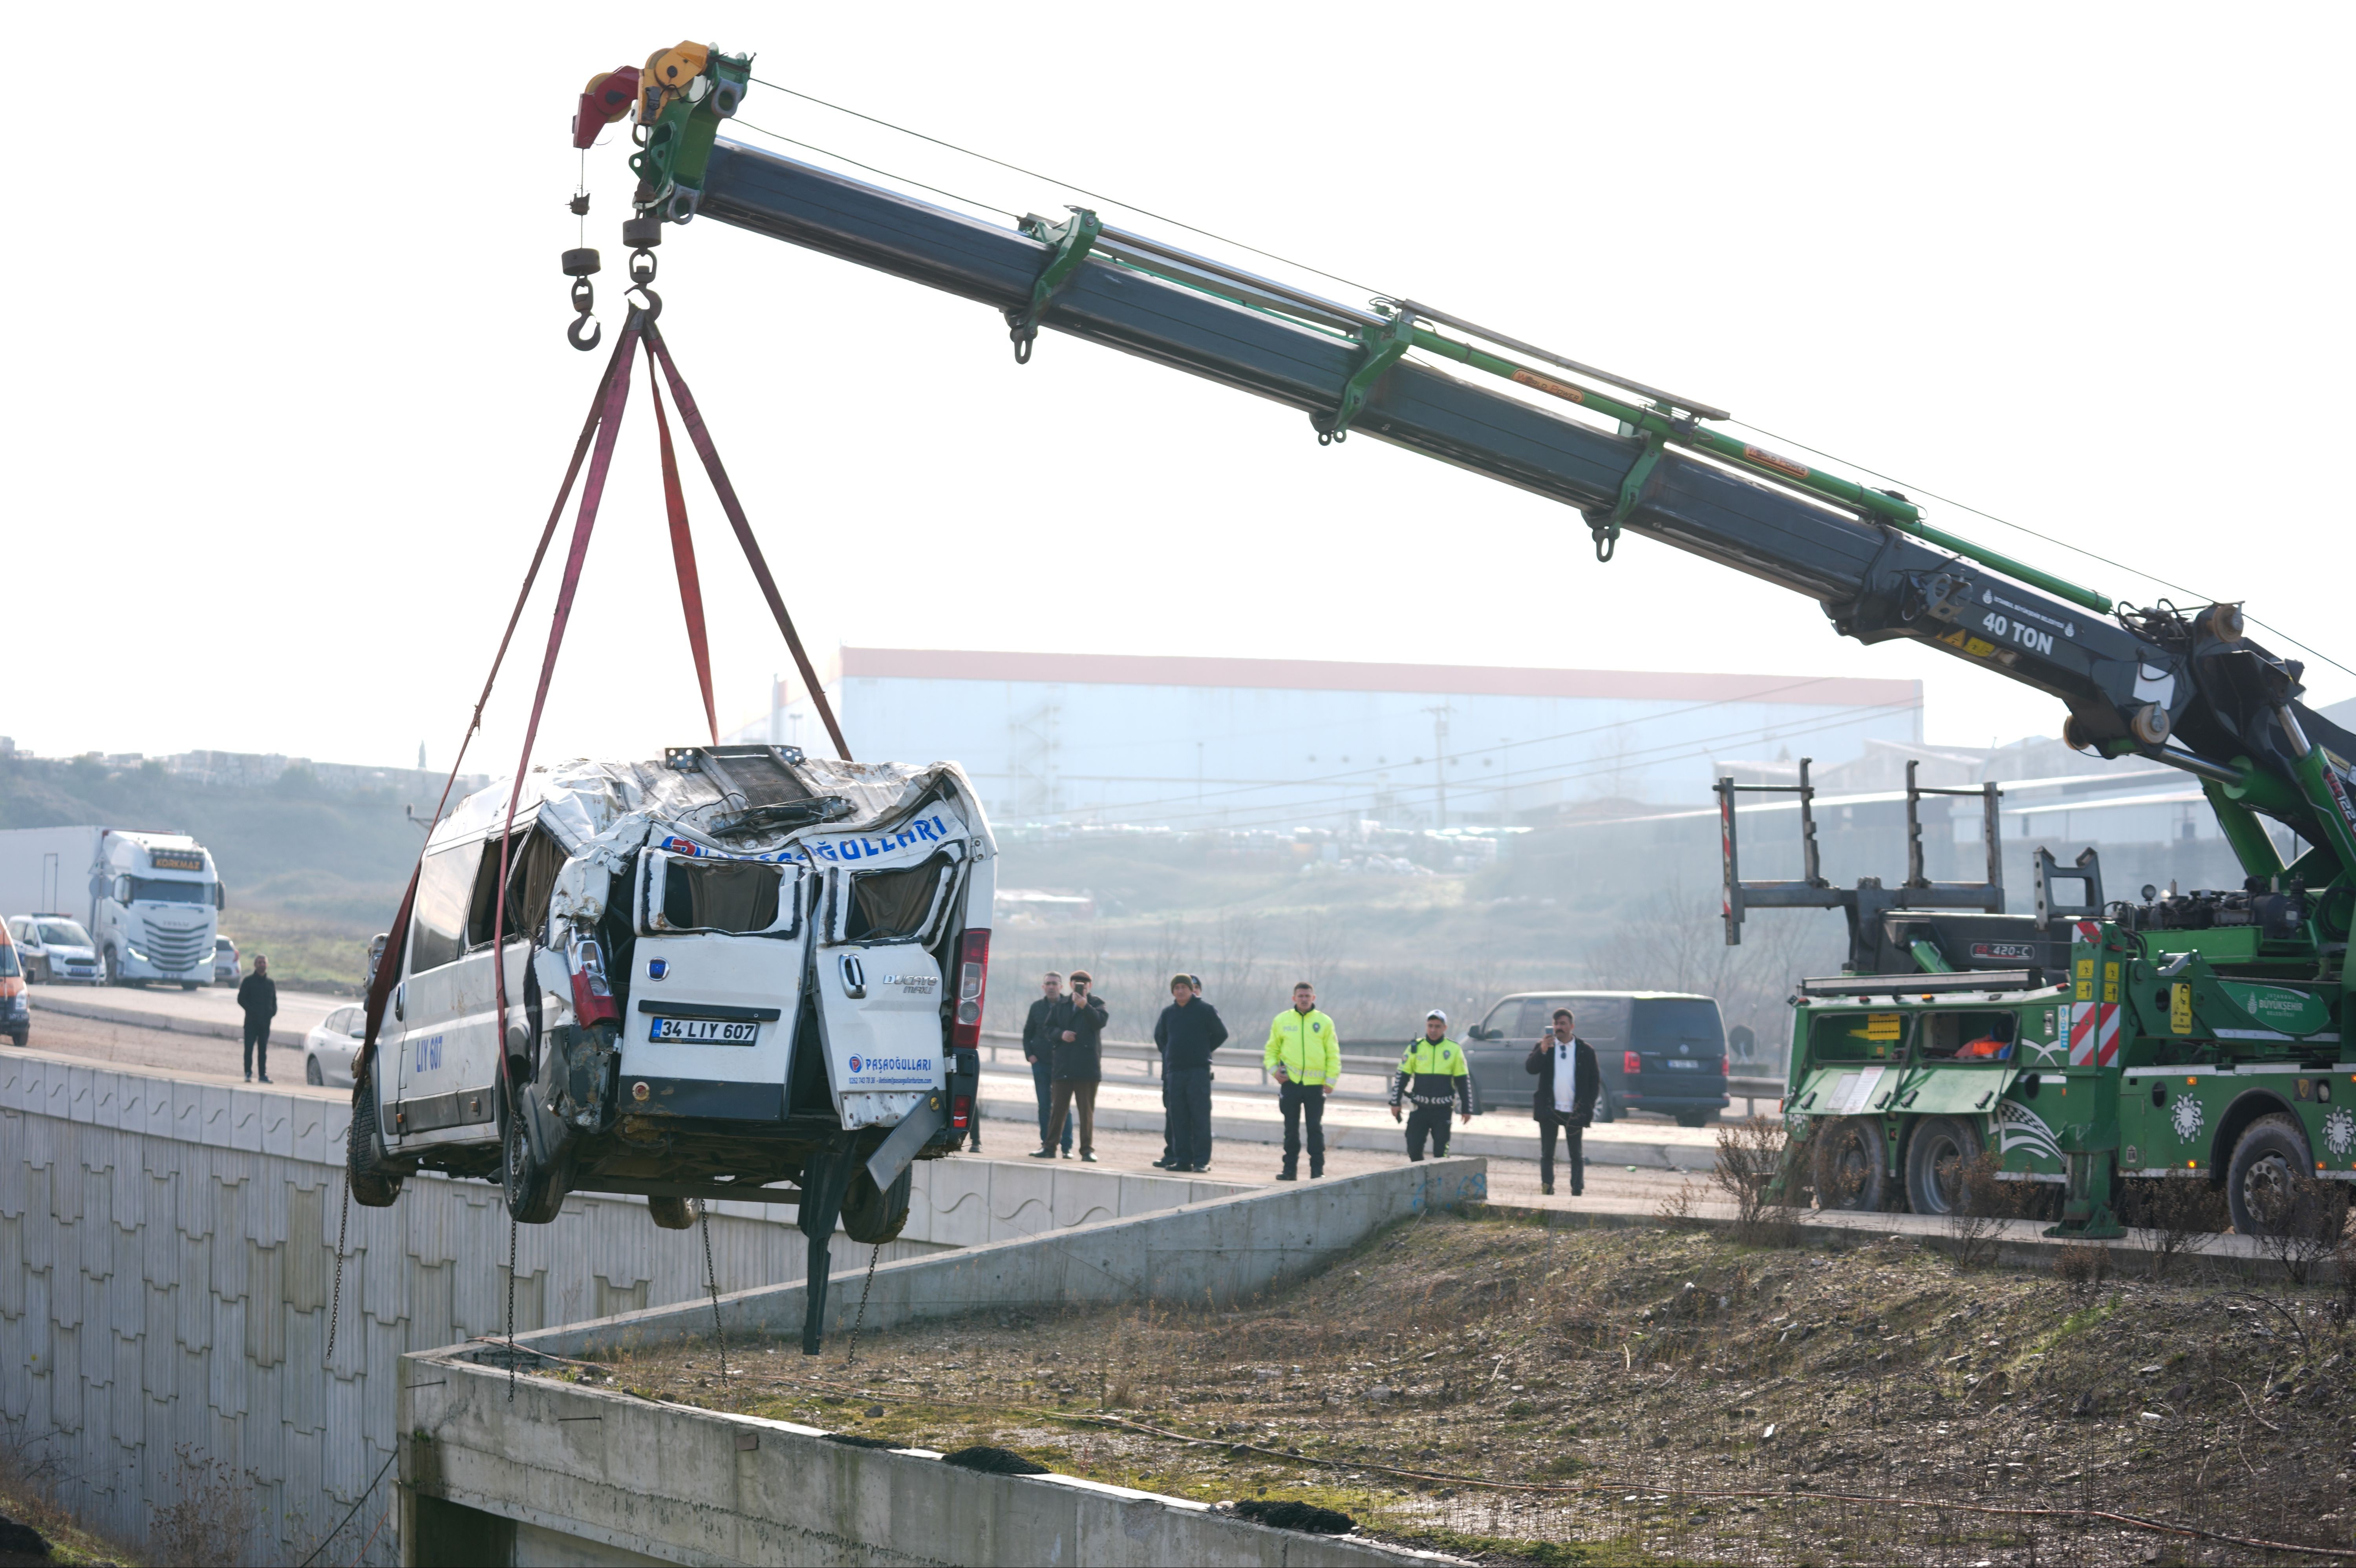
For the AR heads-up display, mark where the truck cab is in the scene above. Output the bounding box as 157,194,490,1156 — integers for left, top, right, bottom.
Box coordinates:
95,832,222,989
350,746,994,1272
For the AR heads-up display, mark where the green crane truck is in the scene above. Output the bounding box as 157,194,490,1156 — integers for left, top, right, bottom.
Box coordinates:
556,44,2354,1241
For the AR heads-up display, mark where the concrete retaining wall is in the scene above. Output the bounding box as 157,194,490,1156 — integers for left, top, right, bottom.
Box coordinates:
398,1354,1437,1566
519,1159,1488,1360
0,1051,1236,1565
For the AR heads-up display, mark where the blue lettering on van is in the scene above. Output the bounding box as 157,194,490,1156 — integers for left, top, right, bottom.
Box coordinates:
840,839,864,861
913,820,937,842
414,1034,443,1073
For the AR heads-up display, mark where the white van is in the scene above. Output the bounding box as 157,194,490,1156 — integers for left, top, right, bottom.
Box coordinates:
347,746,995,1277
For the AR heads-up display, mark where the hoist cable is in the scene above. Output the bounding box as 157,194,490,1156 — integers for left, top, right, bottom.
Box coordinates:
745,78,1386,300
730,120,1021,219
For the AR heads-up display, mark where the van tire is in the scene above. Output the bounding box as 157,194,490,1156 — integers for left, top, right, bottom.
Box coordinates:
841,1164,913,1245
1904,1116,1985,1216
1674,1110,1712,1129
647,1196,696,1230
502,1093,570,1224
1813,1116,1888,1212
348,1065,404,1208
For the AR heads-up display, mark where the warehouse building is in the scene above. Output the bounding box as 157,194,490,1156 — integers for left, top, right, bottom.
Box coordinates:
737,648,1921,832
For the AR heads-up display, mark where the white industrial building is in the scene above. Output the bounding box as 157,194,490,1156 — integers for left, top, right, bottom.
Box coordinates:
736,649,1922,831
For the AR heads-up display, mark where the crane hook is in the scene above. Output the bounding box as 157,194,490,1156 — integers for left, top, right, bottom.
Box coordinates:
563,250,602,352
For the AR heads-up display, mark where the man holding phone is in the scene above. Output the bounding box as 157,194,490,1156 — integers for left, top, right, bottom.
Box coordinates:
1033,970,1107,1162
1526,1007,1599,1196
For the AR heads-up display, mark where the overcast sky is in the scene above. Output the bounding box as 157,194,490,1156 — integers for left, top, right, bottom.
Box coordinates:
8,4,2346,784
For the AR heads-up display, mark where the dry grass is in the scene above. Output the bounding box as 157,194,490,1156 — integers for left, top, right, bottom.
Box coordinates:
535,1212,2356,1566
0,1418,140,1565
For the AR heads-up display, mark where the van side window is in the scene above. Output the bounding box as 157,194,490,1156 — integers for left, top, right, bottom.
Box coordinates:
465,828,566,949
410,841,483,973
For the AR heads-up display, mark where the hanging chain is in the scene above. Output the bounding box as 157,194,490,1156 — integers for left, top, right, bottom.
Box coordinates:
506,1214,519,1402
698,1197,728,1394
324,1175,351,1365
844,1244,883,1368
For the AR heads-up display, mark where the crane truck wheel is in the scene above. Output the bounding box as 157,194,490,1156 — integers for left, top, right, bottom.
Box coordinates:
646,1196,696,1230
1812,1117,1888,1212
1903,1117,1985,1216
2225,1113,2318,1239
348,1065,404,1208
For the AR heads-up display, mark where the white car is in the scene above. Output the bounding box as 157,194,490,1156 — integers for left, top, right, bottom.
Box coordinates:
7,916,100,984
302,1005,368,1087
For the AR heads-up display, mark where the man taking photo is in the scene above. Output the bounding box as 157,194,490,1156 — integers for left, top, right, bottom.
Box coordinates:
1264,981,1339,1181
1526,1007,1599,1196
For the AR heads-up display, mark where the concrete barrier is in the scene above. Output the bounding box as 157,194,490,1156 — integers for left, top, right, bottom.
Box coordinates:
0,1049,1243,1564
398,1353,1443,1566
518,1158,1488,1361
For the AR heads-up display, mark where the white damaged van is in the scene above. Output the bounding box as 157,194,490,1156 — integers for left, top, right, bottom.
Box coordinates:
347,745,993,1338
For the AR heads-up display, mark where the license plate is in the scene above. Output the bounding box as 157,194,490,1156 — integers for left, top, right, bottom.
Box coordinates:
1660,1058,1701,1071
649,1017,759,1045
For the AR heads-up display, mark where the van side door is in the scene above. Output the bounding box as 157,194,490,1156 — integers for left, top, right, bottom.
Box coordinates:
393,837,486,1144
809,830,965,1131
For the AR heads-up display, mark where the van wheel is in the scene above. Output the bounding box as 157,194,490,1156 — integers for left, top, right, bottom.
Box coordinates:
1904,1116,1984,1216
841,1164,913,1245
1674,1110,1712,1129
1812,1117,1888,1211
1597,1093,1617,1124
647,1196,696,1230
502,1097,570,1224
348,1065,404,1208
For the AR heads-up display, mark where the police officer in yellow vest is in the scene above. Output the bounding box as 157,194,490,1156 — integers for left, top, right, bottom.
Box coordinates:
1390,1009,1472,1161
1265,981,1341,1181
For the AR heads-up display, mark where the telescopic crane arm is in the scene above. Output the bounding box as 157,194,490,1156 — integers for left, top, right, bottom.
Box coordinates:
572,49,2356,892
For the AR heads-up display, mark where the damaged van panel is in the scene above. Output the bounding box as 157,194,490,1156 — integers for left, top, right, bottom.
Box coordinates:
357,745,995,1272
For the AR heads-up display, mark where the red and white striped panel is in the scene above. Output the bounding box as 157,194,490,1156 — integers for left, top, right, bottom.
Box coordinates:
2066,1001,2120,1067
2075,920,2102,944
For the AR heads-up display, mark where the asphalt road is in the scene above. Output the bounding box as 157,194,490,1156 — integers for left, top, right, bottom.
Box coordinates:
12,1011,1696,1209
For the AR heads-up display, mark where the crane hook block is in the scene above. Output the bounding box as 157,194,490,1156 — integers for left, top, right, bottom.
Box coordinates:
574,67,641,150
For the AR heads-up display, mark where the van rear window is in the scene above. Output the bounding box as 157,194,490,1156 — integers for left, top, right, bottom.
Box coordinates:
842,855,952,943
1632,1000,1723,1051
663,859,785,934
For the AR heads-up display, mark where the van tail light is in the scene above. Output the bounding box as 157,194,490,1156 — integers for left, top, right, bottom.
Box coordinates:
1623,1050,1644,1077
566,934,620,1026
951,928,990,1049
951,1093,973,1132
1719,1054,1730,1077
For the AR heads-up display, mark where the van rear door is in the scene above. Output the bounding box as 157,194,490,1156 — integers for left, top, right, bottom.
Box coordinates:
620,848,805,1120
810,826,966,1130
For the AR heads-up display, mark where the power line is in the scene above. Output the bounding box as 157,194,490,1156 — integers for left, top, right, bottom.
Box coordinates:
730,120,1020,219
746,77,1385,301
1723,417,2356,685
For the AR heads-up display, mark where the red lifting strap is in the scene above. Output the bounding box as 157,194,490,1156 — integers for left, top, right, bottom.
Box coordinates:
647,341,717,744
488,314,644,1103
645,321,851,761
356,325,636,1081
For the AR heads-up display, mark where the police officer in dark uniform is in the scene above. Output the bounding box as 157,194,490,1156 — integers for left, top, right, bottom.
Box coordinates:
1390,1009,1471,1160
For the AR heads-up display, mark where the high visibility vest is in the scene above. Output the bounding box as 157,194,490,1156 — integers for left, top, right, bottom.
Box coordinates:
1264,1008,1341,1085
1398,1036,1467,1078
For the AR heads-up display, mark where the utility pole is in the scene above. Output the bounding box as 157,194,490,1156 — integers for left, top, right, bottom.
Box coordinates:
1423,704,1453,830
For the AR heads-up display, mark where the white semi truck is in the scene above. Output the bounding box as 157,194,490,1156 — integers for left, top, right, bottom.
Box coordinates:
0,826,225,988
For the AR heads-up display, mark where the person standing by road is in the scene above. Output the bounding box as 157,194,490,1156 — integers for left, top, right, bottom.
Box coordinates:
1033,971,1107,1162
237,955,276,1084
1390,1009,1471,1160
1264,981,1340,1181
1154,974,1228,1172
1023,972,1073,1158
1526,1007,1599,1196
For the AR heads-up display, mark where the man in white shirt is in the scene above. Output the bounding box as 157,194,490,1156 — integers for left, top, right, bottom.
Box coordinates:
1525,1007,1599,1196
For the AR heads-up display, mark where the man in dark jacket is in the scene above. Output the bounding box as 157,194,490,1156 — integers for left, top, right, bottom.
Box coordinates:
1153,974,1228,1171
1033,971,1108,1162
1021,971,1071,1157
1526,1007,1600,1195
237,955,277,1083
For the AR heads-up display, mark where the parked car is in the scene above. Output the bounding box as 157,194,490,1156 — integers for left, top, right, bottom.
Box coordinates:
302,1005,367,1087
1462,991,1730,1127
7,915,100,984
0,926,26,1045
214,936,240,986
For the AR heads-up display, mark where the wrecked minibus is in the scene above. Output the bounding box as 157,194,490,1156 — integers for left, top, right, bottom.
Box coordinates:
346,745,991,1291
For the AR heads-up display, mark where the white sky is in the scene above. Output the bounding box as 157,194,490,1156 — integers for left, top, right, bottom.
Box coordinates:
9,4,2347,779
